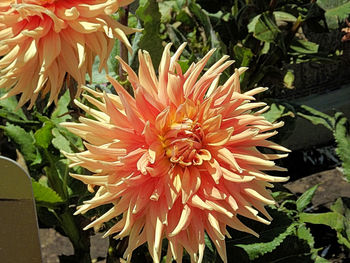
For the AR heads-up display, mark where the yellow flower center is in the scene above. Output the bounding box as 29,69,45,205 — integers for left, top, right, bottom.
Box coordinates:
163,118,211,166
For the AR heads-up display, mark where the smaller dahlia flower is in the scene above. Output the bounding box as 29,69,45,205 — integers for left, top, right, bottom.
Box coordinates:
0,0,137,108
62,43,289,263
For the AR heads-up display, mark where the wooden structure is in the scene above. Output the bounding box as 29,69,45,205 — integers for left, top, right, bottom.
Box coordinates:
0,156,42,263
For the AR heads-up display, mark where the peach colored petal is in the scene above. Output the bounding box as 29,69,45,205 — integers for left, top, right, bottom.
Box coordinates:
63,44,289,263
0,0,137,107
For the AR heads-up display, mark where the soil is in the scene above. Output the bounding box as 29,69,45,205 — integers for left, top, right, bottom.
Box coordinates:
39,168,350,263
285,168,350,208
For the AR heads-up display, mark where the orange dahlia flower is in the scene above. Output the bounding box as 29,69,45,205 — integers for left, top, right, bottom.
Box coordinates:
0,0,136,108
62,43,289,263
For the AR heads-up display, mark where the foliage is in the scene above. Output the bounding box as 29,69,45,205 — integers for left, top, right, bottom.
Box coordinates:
216,185,326,263
135,0,163,67
154,0,343,94
0,0,349,262
317,0,350,29
0,90,91,262
300,197,350,249
297,105,350,181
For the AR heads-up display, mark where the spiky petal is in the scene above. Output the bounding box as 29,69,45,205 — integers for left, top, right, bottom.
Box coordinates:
62,43,289,263
0,0,137,108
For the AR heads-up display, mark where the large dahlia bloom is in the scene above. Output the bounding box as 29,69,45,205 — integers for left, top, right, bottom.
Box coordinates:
63,43,289,263
0,0,136,108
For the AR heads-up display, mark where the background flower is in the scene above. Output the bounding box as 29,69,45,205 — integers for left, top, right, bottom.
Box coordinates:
0,0,136,108
62,43,289,263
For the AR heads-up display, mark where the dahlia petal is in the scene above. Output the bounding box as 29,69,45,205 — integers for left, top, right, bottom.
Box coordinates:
206,127,234,146
146,156,169,177
138,50,159,95
236,102,267,113
169,204,191,237
0,0,136,106
207,200,233,218
190,194,213,210
203,158,223,184
244,188,275,205
215,147,242,173
74,99,110,122
70,173,109,185
169,42,187,71
63,44,290,262
208,212,225,240
56,6,80,20
205,222,227,263
83,206,116,230
158,43,172,105
135,88,160,122
221,166,255,183
116,55,140,90
181,167,201,204
202,114,222,133
132,182,154,214
202,182,226,200
153,215,164,261
124,219,147,260
244,87,269,96
192,60,234,102
167,73,184,107
183,49,215,98
108,75,145,133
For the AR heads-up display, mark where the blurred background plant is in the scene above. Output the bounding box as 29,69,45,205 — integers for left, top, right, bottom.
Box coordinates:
0,0,349,262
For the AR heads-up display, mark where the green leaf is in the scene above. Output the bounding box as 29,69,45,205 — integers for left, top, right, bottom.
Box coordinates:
318,0,350,29
271,191,294,203
296,224,315,249
262,102,295,123
330,197,347,214
297,105,334,130
299,212,344,232
51,128,72,153
159,1,177,23
273,11,297,23
261,41,270,55
236,223,297,260
330,198,350,242
188,2,226,62
205,232,214,253
333,113,350,181
51,90,72,123
88,55,116,84
176,10,193,26
283,70,295,89
290,39,319,54
2,123,38,163
0,91,27,121
248,13,280,43
0,109,38,125
233,45,254,68
315,256,330,263
34,122,54,149
296,184,319,212
227,208,295,260
32,181,63,207
136,0,163,68
166,25,190,57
